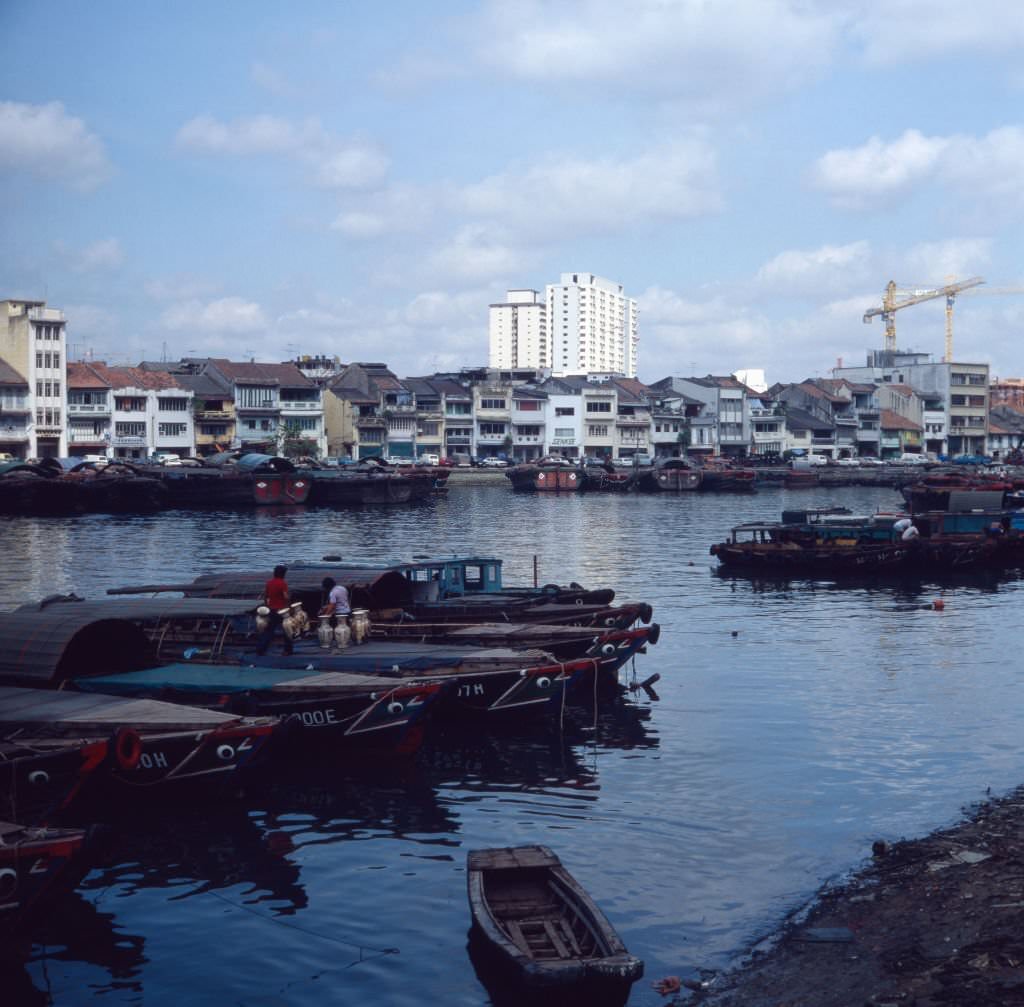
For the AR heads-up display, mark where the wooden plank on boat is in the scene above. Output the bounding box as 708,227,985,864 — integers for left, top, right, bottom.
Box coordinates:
469,845,561,871
0,686,243,734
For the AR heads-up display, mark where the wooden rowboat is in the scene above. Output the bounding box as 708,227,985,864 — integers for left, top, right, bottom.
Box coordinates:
466,845,642,997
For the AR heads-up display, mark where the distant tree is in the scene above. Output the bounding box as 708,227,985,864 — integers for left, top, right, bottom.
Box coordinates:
277,422,320,459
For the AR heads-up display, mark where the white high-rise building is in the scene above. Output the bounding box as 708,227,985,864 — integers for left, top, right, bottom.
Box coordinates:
545,273,638,378
488,289,548,369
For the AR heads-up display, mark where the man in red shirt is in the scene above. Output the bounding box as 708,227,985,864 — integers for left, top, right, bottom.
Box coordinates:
256,564,293,656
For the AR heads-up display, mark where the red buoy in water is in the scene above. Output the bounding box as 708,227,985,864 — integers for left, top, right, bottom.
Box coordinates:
933,599,945,611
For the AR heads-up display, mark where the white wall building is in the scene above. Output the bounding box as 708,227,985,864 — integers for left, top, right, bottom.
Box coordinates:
488,289,548,369
545,273,638,378
1,299,68,457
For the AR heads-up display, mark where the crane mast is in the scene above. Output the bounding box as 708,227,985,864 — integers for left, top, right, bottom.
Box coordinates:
863,277,985,358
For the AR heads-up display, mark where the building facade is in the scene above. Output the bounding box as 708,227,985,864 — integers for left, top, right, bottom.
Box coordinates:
545,273,638,378
1,299,68,457
488,289,549,369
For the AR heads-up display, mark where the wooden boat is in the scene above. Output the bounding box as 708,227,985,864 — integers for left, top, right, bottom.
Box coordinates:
710,508,997,574
158,453,311,507
467,845,643,997
636,458,701,492
507,457,585,492
697,462,757,492
0,820,100,953
0,736,109,826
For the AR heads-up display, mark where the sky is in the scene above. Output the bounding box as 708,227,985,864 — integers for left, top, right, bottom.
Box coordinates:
3,0,1024,385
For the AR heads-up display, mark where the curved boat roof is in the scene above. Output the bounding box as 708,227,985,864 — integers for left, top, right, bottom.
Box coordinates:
0,610,154,686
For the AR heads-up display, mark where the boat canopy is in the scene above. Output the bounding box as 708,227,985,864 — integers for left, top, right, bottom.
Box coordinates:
0,611,154,686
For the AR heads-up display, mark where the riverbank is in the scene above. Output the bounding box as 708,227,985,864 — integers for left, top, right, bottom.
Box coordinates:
683,784,1024,1006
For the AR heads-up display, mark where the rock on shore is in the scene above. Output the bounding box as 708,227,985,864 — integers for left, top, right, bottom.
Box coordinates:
686,786,1024,1007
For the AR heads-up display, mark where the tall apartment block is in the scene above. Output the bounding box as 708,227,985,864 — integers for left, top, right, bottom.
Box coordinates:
488,274,639,378
488,289,549,369
545,273,638,378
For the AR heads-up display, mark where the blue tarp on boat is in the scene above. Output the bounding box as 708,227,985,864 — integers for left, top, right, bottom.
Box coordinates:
74,663,316,695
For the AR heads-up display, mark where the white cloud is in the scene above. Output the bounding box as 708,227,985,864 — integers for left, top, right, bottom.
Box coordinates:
458,142,722,239
756,241,872,295
900,239,992,284
0,100,111,190
809,130,950,208
810,127,1024,211
850,1,1024,65
423,224,531,282
176,114,389,189
464,0,839,106
161,296,269,334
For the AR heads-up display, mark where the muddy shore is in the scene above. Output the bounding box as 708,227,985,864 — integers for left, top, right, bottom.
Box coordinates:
675,786,1024,1007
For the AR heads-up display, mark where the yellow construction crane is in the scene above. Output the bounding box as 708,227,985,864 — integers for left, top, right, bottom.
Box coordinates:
863,276,985,360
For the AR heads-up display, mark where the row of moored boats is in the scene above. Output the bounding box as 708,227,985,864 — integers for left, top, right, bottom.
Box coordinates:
0,553,657,995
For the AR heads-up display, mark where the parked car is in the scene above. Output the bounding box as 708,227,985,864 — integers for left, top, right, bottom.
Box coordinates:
420,453,440,466
150,452,182,467
835,457,860,467
898,453,929,465
808,454,829,466
480,457,508,468
859,456,885,465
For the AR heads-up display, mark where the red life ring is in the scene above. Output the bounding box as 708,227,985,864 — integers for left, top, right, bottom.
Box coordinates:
114,727,142,770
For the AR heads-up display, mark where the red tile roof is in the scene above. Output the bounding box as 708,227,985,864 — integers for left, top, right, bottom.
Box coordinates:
880,408,922,432
210,359,315,387
84,362,184,391
67,361,111,389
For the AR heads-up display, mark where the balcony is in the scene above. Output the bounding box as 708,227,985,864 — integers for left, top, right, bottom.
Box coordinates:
513,434,542,443
68,429,108,444
357,417,387,429
811,435,837,445
476,432,507,443
384,403,416,415
68,402,110,416
445,435,471,446
0,426,29,441
196,409,232,421
749,407,783,418
27,307,65,322
615,416,650,427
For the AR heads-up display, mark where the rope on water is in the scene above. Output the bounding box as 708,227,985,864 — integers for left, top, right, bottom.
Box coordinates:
205,889,400,959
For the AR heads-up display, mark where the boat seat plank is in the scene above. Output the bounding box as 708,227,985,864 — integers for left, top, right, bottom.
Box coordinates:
542,920,571,959
504,921,532,954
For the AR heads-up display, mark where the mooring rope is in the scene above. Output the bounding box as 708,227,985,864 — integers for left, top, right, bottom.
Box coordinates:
204,888,400,959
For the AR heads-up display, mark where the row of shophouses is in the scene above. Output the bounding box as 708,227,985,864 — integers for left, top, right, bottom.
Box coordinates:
4,300,1024,463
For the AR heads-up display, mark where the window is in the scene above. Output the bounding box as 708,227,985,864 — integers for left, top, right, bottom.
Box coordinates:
158,423,187,437
555,407,575,417
554,427,574,438
586,401,612,413
53,381,60,397
480,398,506,410
36,352,43,368
200,424,227,436
478,422,506,436
515,425,541,436
44,352,52,368
159,398,189,412
588,424,609,436
419,422,439,436
36,380,43,397
514,399,540,411
115,421,146,437
44,382,52,397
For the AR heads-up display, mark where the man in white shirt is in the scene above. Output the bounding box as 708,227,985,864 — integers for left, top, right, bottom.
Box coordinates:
319,577,351,622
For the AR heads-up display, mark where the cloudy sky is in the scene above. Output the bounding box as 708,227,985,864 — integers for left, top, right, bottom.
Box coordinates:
3,1,1024,384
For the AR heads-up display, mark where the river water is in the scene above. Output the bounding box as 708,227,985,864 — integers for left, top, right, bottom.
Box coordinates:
3,483,1024,1006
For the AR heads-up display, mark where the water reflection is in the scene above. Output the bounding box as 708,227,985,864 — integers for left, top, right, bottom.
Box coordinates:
6,485,1024,1005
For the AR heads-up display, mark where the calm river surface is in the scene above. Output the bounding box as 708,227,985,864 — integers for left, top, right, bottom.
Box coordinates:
3,482,1024,1006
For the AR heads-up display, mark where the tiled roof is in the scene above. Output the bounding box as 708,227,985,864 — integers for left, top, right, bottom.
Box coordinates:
84,362,185,391
879,409,922,432
66,361,110,389
0,358,28,386
211,359,315,387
